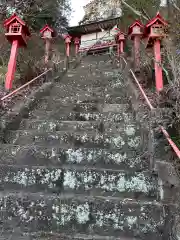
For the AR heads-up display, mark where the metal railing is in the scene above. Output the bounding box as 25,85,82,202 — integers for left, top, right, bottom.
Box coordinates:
120,55,180,159
0,59,69,111
1,69,52,101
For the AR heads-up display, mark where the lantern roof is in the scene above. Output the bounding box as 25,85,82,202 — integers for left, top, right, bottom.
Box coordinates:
116,30,126,36
67,17,120,37
143,12,168,37
128,20,144,35
63,34,72,39
40,24,56,37
113,27,126,36
40,24,54,33
145,12,168,28
4,13,30,36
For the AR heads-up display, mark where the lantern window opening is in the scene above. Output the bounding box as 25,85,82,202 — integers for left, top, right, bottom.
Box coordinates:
151,24,164,35
10,22,22,33
132,25,141,34
43,30,52,38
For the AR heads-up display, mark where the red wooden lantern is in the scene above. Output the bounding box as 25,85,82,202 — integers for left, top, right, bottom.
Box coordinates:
4,13,30,90
64,34,72,57
40,24,55,64
74,37,81,55
128,20,144,71
144,12,168,48
144,12,168,92
115,29,126,57
40,24,55,39
128,20,144,40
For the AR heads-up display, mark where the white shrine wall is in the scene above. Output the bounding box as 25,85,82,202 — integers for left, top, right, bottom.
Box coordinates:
79,26,117,51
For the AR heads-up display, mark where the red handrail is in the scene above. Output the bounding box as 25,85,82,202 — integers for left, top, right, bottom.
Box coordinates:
130,69,155,110
0,34,109,103
120,56,180,159
1,69,52,101
0,58,67,102
160,126,180,158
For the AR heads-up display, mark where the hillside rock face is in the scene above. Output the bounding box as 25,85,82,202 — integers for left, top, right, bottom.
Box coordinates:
81,0,122,24
0,54,177,239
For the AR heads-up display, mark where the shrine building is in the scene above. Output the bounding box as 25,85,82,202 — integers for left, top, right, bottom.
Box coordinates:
67,17,120,54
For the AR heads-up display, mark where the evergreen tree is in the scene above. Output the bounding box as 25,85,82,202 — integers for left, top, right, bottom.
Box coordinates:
0,0,71,31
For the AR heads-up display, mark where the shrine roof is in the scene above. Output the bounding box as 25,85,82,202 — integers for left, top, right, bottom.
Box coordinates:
67,17,120,36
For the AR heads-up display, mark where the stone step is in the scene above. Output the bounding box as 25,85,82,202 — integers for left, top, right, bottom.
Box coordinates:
35,235,141,240
35,102,103,112
0,192,164,239
28,110,134,123
45,90,128,104
52,78,125,91
28,103,133,121
41,95,129,105
5,130,143,151
34,100,130,112
58,78,122,89
0,234,142,240
66,68,115,76
33,235,140,240
48,94,129,104
0,144,148,170
19,119,138,134
53,81,125,95
30,109,134,124
0,165,157,199
60,75,110,87
0,237,31,240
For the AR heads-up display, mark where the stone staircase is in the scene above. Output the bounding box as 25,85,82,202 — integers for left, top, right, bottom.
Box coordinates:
0,54,171,239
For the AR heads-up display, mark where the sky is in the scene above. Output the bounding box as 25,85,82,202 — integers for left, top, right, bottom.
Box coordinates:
70,0,91,26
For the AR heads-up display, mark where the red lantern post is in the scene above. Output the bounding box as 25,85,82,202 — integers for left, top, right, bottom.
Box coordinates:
128,20,144,71
115,29,125,57
4,13,30,90
144,13,168,92
40,24,55,64
64,35,72,57
74,37,80,55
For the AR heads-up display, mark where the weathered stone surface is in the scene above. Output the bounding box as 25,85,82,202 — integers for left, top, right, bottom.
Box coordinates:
62,168,157,199
5,130,142,151
19,120,138,134
0,234,143,240
28,110,134,123
0,54,168,239
0,82,53,137
0,166,157,198
0,193,164,238
30,103,130,115
0,145,148,170
35,102,104,112
49,88,129,104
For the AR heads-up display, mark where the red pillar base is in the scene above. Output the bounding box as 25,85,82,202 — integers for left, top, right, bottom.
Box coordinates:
120,41,124,54
117,42,120,57
45,39,51,64
75,44,79,55
154,39,163,92
134,35,140,71
66,43,70,57
5,40,19,90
